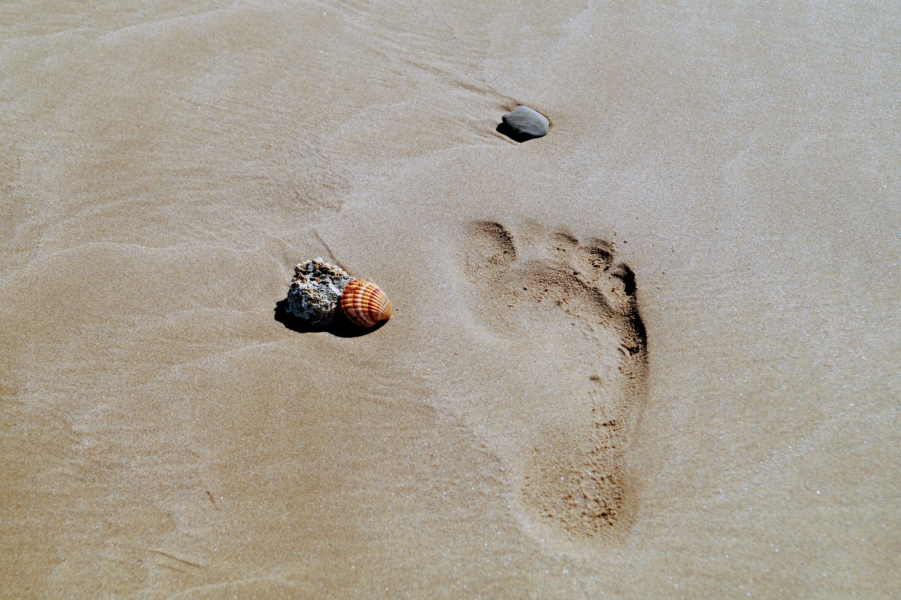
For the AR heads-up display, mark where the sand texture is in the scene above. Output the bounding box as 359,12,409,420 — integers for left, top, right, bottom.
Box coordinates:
1,1,899,598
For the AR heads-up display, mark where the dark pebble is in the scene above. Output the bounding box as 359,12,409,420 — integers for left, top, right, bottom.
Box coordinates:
501,106,549,140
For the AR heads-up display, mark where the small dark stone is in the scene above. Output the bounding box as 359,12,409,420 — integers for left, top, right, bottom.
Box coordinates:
500,106,549,140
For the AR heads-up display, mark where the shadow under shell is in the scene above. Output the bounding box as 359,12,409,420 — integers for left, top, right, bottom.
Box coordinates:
274,299,386,337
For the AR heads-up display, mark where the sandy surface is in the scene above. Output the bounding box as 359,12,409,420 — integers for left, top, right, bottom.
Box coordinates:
1,1,899,597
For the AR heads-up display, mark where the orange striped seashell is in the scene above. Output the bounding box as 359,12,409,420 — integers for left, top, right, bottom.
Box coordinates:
340,279,392,327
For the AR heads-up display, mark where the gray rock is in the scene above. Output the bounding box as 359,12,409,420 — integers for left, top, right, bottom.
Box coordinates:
501,106,549,139
286,258,351,326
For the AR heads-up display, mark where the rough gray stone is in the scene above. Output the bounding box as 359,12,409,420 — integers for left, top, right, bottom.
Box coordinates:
501,106,549,139
286,258,351,326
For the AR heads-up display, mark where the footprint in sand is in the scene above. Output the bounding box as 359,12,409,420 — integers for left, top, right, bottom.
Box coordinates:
463,221,648,548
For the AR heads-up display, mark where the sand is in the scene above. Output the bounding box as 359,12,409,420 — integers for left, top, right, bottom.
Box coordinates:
1,1,899,597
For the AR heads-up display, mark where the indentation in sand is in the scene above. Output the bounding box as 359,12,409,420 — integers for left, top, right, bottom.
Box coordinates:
463,221,648,549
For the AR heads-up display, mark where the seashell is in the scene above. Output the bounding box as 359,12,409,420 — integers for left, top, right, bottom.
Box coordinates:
340,279,393,327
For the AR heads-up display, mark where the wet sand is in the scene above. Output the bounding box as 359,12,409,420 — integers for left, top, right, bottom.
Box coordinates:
1,1,899,597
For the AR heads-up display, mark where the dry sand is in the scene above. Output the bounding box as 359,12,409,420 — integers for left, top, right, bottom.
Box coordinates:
1,1,899,597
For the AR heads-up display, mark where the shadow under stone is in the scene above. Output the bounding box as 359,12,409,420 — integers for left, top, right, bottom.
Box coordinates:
496,122,543,143
274,299,385,337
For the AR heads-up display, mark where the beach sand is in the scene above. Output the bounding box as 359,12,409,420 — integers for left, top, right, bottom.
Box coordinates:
1,1,899,597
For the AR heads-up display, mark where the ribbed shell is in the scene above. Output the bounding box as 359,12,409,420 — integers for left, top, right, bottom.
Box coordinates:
340,279,392,327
